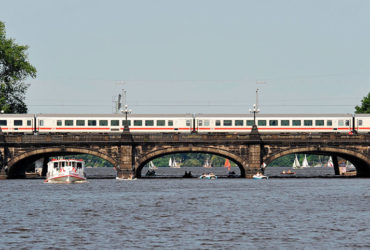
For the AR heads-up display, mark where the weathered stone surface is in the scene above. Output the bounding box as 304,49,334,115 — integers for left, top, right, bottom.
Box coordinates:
0,133,369,179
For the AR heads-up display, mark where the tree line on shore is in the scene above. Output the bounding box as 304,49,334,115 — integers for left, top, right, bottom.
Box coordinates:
67,153,335,168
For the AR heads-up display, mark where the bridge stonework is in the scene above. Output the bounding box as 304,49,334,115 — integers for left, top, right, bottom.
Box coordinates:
0,133,369,179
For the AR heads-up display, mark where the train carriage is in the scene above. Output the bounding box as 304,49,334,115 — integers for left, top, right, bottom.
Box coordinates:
0,114,35,134
194,114,353,133
354,114,370,133
36,114,194,133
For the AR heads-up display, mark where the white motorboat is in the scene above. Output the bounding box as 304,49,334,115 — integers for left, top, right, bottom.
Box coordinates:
252,173,268,179
45,158,87,183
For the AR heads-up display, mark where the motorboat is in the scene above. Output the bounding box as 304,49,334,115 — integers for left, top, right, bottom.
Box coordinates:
116,174,137,181
45,158,87,183
252,173,268,179
199,173,217,179
281,170,296,175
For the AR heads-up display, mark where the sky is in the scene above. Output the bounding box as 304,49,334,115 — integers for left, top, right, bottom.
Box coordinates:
1,0,370,114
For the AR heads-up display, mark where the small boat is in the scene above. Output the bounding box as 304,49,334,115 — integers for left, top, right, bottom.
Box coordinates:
116,174,137,180
199,173,217,179
252,173,268,179
281,170,296,175
45,158,87,183
145,169,156,176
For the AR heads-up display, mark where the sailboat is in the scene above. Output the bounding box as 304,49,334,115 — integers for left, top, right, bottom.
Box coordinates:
302,154,310,168
169,157,180,168
224,159,231,171
203,158,212,168
346,161,356,172
327,156,334,167
148,161,158,170
313,155,323,168
292,154,301,169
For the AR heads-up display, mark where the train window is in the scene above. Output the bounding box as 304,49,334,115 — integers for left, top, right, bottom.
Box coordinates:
134,120,142,126
65,120,74,126
77,162,82,168
88,120,97,126
258,120,266,126
315,120,324,126
168,120,174,126
292,120,301,126
122,120,131,126
223,120,232,126
216,120,221,126
204,120,210,126
57,120,62,126
14,120,23,126
76,120,85,126
338,120,344,126
359,120,363,126
198,120,203,126
269,120,278,126
345,120,350,126
53,162,58,168
157,120,165,126
281,120,289,126
327,120,332,126
246,120,254,126
145,120,154,126
27,120,31,126
304,120,313,126
111,120,119,126
0,120,7,126
186,120,191,127
99,120,108,126
235,120,243,126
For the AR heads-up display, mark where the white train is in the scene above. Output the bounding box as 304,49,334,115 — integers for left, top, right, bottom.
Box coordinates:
0,113,369,134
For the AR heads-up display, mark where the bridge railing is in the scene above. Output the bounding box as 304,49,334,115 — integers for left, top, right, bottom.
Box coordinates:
0,133,369,145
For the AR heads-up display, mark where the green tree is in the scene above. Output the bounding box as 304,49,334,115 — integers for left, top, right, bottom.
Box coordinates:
355,92,370,114
0,21,36,113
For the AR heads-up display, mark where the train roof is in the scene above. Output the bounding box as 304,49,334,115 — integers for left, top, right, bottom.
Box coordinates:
195,114,353,118
36,113,194,118
0,114,34,117
355,113,370,117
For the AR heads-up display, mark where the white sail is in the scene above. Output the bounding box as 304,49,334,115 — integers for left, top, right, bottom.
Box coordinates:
292,154,301,169
327,156,334,167
169,158,172,167
302,154,310,168
203,158,212,168
149,161,157,170
169,157,180,168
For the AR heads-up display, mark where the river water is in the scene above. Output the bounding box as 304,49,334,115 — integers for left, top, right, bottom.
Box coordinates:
0,170,369,249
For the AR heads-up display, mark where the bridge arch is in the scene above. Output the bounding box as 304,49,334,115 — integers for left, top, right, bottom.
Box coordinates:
136,146,246,178
264,146,370,177
7,147,116,178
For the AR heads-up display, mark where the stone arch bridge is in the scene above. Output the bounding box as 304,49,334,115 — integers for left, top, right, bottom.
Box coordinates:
0,132,369,179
